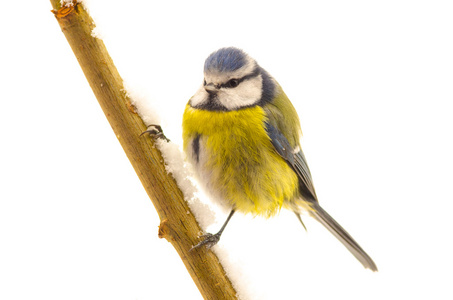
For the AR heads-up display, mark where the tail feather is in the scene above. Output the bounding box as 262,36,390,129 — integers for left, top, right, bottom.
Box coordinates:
310,203,378,272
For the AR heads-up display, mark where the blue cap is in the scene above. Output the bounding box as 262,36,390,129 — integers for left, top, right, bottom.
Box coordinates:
204,47,249,73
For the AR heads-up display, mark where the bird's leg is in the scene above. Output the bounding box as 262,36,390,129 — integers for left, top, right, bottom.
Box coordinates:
140,124,170,142
294,212,307,231
190,210,235,251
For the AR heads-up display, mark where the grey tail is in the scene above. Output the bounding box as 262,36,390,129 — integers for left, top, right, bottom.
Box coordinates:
310,203,378,272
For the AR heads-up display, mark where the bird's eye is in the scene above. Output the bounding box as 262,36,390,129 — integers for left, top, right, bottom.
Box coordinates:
226,79,239,88
203,79,207,86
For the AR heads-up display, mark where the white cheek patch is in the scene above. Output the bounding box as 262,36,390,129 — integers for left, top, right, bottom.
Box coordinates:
218,75,263,110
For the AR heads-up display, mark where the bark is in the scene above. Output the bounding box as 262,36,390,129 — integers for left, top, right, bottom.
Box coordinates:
50,2,238,299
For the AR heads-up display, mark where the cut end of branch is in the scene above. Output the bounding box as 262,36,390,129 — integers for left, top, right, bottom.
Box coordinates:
51,3,77,18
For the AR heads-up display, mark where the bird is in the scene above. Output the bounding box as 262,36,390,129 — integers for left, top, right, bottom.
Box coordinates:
182,47,377,271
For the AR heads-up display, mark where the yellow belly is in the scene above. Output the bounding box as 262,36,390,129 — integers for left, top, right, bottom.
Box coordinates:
182,105,299,217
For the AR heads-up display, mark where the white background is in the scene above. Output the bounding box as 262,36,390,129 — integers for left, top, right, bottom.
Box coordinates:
1,1,452,299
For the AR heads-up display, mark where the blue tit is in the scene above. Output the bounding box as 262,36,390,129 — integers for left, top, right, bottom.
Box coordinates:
182,47,377,271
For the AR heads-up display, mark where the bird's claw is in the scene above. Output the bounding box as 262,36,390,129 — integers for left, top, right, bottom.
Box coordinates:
140,124,170,142
190,232,221,251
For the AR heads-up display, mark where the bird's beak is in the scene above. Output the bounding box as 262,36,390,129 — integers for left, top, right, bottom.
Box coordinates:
204,83,218,94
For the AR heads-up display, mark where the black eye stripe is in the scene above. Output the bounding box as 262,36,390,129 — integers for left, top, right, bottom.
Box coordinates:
219,67,260,89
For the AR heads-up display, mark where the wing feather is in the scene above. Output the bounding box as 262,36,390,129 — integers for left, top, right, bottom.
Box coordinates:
265,122,317,201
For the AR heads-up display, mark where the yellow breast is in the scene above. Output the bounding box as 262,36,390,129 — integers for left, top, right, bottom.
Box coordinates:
182,105,299,217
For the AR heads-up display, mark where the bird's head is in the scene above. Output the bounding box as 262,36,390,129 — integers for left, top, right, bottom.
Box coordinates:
190,47,276,111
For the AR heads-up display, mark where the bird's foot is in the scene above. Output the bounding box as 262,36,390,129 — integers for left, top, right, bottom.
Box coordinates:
190,232,221,251
140,124,170,142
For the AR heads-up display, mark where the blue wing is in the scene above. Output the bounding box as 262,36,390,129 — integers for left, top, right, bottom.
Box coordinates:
265,122,318,202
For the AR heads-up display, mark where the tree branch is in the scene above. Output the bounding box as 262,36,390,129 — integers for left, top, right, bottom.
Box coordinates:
50,1,238,299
